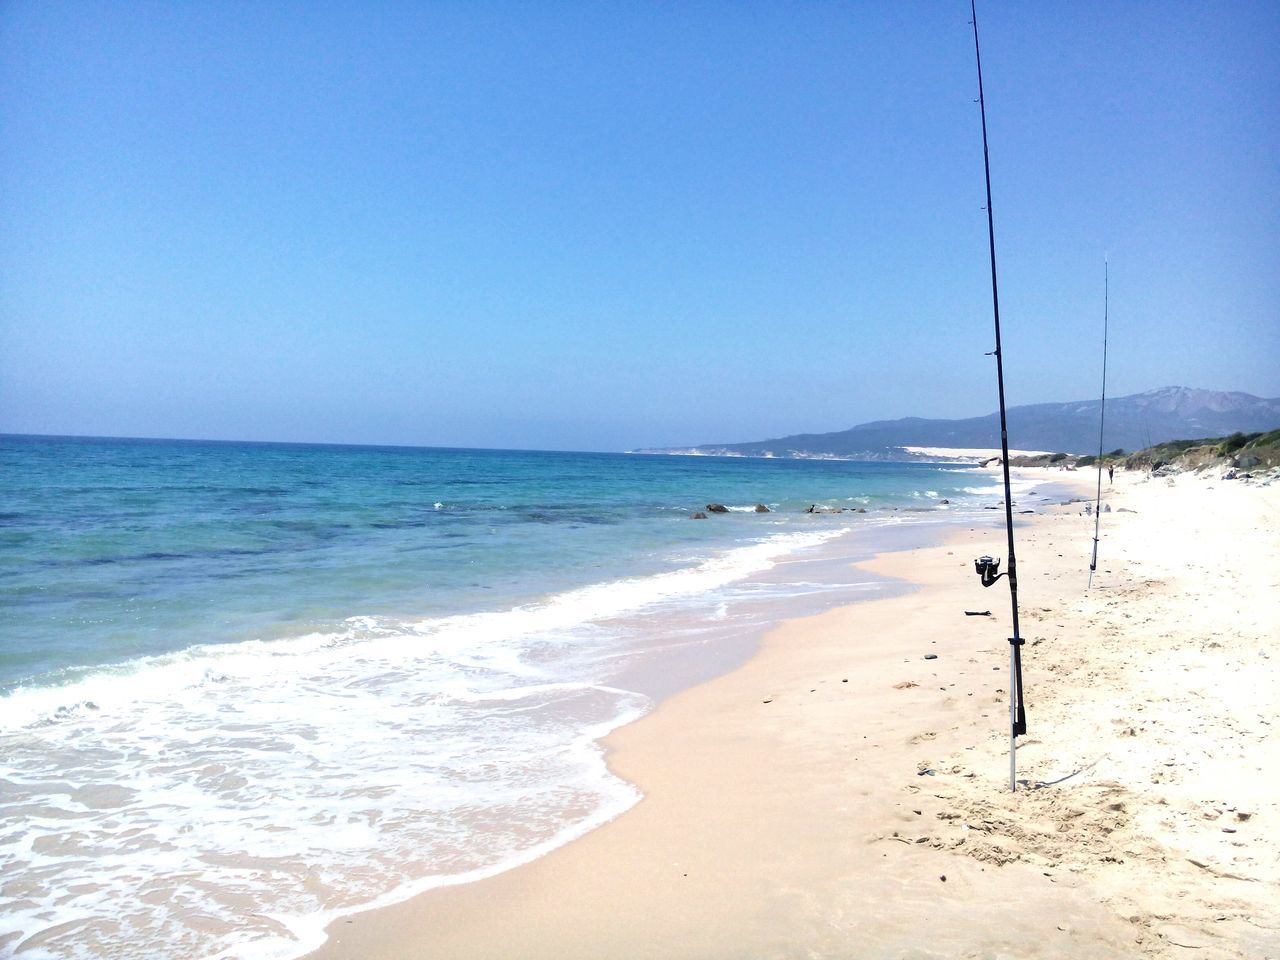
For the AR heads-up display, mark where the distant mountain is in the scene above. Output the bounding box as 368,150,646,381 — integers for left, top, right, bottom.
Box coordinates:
635,387,1280,459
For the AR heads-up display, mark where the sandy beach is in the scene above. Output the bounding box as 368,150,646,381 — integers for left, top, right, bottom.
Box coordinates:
310,466,1279,960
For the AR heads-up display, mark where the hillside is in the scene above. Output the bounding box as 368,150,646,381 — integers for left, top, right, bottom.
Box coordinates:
1122,429,1280,474
635,387,1280,460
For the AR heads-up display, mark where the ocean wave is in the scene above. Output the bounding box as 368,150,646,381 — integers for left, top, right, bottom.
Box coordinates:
0,525,851,960
1,647,648,960
1,527,847,730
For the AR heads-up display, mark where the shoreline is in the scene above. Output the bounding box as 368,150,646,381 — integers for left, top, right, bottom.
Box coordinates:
290,490,1032,956
309,467,1280,959
0,455,1037,960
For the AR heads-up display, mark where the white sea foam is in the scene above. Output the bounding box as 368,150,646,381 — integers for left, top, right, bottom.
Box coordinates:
0,525,850,960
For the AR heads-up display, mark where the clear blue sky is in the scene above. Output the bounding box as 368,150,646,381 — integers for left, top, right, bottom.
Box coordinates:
2,2,1277,451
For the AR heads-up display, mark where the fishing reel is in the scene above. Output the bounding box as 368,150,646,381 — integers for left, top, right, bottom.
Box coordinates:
973,555,1005,588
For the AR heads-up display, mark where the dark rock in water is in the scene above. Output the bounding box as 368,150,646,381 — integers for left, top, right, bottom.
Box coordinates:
940,499,950,505
754,503,770,512
924,654,938,660
691,512,708,520
856,507,867,513
706,503,729,513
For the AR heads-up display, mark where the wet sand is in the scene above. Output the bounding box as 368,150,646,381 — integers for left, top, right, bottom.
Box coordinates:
310,467,1279,959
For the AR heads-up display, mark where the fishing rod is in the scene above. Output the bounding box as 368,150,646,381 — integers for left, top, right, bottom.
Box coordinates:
968,0,1026,794
1088,260,1109,589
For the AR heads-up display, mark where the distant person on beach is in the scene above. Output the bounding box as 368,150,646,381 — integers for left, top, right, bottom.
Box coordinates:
1108,464,1115,484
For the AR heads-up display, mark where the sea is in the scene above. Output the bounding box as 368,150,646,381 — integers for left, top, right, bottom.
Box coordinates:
0,435,1036,960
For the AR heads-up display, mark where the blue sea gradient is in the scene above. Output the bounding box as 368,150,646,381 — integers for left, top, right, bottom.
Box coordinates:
0,435,1021,960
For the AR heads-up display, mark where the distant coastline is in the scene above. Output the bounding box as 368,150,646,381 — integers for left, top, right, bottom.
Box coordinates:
633,386,1280,461
626,445,1056,464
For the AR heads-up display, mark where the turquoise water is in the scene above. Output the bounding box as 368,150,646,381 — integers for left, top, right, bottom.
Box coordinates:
0,435,1006,960
0,436,991,693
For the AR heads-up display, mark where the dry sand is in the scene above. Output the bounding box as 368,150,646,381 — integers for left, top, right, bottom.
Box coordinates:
310,468,1279,960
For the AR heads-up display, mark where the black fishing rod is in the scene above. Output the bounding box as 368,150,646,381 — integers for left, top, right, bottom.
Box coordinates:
1088,260,1109,589
968,0,1026,793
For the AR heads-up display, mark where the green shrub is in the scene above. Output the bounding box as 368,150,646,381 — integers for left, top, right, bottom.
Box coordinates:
1216,432,1258,456
1245,429,1280,449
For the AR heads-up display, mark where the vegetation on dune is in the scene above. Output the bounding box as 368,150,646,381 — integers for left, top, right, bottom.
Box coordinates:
1007,448,1124,469
1121,428,1280,473
1217,432,1255,455
994,432,1279,475
1251,428,1280,448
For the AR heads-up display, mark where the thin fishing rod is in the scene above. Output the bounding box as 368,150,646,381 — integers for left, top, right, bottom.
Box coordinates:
1088,260,1109,589
970,0,1026,793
